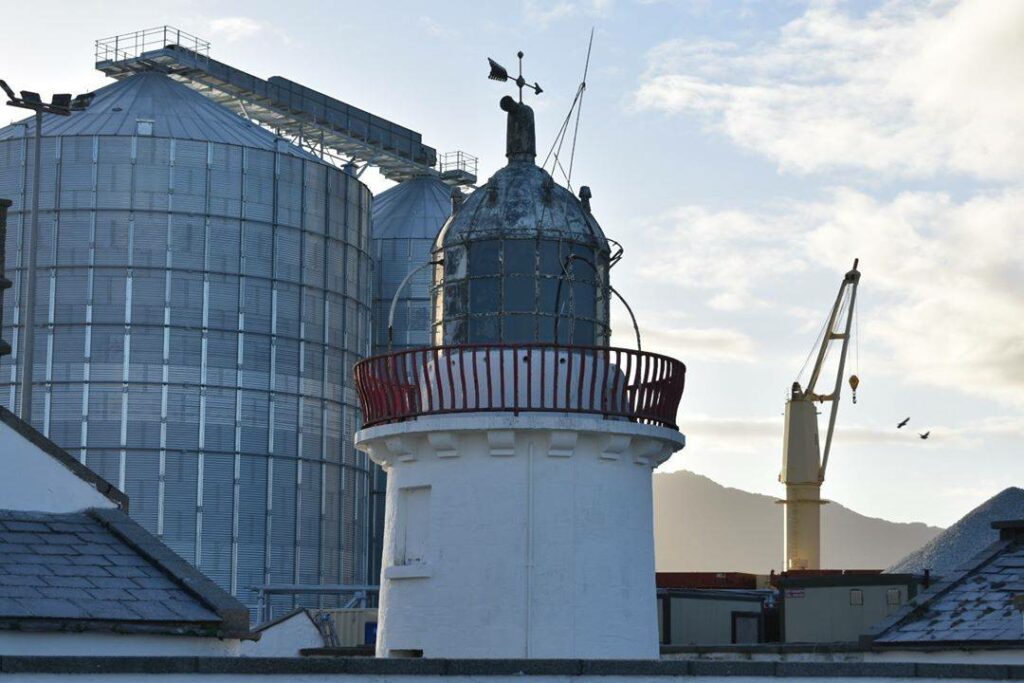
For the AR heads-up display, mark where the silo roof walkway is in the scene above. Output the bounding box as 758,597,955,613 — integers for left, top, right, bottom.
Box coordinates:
95,26,476,185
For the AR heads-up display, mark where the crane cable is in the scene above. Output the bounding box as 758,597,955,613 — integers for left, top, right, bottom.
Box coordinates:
796,306,831,387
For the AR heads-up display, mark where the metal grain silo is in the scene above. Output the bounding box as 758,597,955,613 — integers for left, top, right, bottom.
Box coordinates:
0,72,373,616
368,174,452,579
371,175,452,352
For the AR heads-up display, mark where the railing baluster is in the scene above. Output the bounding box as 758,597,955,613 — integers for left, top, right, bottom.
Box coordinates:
498,346,506,413
431,347,444,413
622,350,634,418
457,347,469,413
485,348,494,410
565,345,574,411
638,353,653,423
526,347,533,410
588,347,599,414
540,346,547,412
420,349,432,415
512,344,519,415
471,346,481,411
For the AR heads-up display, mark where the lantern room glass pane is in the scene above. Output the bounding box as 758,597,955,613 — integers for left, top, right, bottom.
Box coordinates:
539,279,559,314
539,240,563,276
469,278,500,313
504,276,534,312
504,240,535,275
572,282,597,319
468,240,500,277
443,281,467,316
503,315,535,343
573,320,595,345
468,316,499,343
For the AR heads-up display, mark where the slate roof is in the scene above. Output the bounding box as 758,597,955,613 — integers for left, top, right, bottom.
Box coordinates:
0,507,251,637
870,520,1024,646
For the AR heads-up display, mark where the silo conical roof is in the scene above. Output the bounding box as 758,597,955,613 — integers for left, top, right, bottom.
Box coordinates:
372,175,452,240
0,72,316,158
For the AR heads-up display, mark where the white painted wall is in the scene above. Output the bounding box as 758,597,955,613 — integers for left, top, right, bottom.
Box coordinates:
358,413,684,660
0,631,242,656
243,611,324,657
0,419,117,512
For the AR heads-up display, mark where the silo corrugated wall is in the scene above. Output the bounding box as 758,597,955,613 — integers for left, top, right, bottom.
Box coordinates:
0,74,374,618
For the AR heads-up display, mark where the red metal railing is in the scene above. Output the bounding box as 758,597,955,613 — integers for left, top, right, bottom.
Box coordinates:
354,344,685,430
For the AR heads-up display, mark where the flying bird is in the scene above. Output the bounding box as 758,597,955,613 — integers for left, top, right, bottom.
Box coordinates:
919,431,930,440
897,417,910,429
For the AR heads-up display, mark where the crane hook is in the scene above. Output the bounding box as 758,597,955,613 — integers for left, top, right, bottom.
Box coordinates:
849,374,860,404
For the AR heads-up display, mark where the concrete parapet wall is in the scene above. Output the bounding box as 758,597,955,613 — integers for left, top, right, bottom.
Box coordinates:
0,656,1021,681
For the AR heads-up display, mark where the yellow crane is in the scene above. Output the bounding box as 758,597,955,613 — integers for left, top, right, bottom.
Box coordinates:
780,259,861,570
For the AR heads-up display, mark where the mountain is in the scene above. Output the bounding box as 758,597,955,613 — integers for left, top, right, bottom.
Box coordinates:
888,487,1024,574
653,470,942,573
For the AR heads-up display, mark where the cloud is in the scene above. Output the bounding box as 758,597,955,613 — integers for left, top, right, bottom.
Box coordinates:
419,17,458,39
804,188,1024,406
634,0,1024,180
677,413,919,456
614,316,757,362
523,0,614,26
631,187,1024,405
207,17,292,45
630,203,808,310
208,17,265,42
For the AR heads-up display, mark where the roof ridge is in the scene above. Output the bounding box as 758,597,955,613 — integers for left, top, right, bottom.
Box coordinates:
87,507,254,639
0,406,127,509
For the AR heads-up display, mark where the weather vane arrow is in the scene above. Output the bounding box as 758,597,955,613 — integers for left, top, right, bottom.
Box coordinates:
487,51,542,103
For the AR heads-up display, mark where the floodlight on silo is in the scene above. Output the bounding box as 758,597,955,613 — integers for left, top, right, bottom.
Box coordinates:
0,80,15,102
51,93,72,110
71,92,95,111
20,91,42,106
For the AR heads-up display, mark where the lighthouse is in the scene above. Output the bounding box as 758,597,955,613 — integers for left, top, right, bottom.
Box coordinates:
353,66,686,659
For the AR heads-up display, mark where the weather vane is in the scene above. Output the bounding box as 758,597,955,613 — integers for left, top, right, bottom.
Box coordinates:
487,51,543,103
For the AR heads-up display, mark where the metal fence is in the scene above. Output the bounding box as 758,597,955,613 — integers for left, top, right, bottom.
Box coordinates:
438,151,478,180
354,344,685,430
95,26,210,65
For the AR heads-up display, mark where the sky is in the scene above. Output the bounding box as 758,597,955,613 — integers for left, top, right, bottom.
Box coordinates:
1,0,1021,528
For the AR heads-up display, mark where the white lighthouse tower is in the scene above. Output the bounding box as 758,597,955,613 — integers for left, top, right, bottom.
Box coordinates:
354,70,686,659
